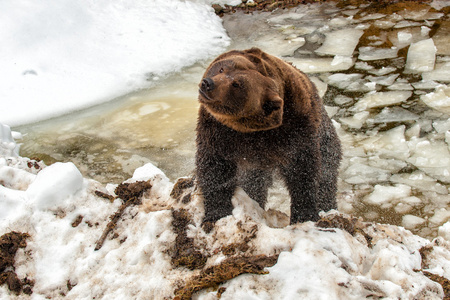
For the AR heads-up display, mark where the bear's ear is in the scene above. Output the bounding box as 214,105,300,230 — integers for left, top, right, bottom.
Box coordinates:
243,49,276,77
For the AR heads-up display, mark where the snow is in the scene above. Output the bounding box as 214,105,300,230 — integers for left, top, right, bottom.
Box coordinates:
1,125,450,299
0,0,230,127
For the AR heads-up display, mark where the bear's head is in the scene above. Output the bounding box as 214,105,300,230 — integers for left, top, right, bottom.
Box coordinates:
198,49,284,133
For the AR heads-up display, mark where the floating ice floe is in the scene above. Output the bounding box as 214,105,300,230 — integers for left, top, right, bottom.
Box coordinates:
408,138,450,183
403,215,426,230
360,125,410,161
288,56,354,73
315,28,364,56
422,62,450,82
354,91,412,110
369,107,419,124
358,46,398,61
390,171,448,195
340,111,369,129
0,123,19,157
433,20,450,55
420,84,450,114
405,39,437,73
363,184,411,208
366,74,399,86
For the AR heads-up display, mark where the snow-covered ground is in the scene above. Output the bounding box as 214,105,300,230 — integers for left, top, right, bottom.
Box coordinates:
0,0,230,127
1,0,450,298
1,125,450,299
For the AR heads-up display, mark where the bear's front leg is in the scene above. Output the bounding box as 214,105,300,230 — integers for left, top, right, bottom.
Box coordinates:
281,148,321,224
196,153,237,228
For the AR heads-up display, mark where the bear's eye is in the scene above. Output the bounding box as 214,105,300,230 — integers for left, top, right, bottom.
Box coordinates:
232,81,241,88
219,68,224,73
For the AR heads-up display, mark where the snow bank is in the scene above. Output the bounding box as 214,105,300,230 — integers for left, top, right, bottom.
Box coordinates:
0,0,230,126
1,127,449,299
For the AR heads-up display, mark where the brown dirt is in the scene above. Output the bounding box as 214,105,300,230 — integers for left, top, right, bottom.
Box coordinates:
171,209,208,270
173,254,279,300
94,181,152,250
422,271,450,300
213,0,433,16
0,232,34,295
170,177,195,202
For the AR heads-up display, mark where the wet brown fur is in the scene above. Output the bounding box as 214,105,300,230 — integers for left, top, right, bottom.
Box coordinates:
196,48,341,226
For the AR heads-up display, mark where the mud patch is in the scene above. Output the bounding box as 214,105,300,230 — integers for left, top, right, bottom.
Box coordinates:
173,254,279,300
0,232,34,295
94,181,152,250
171,209,207,270
422,271,450,300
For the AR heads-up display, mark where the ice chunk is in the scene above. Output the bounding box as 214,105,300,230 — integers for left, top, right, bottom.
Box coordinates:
288,57,354,73
438,221,450,240
420,84,450,114
326,73,363,89
358,47,398,61
334,95,353,106
369,107,419,124
0,123,20,157
340,111,369,129
408,139,450,183
433,119,450,134
367,66,396,76
429,209,450,226
388,27,429,49
253,33,305,56
412,80,440,90
390,171,448,195
315,29,364,56
309,77,327,98
363,184,411,207
342,163,390,184
402,215,426,230
354,91,412,110
405,39,436,73
26,162,83,210
360,125,410,161
422,62,450,82
366,74,399,86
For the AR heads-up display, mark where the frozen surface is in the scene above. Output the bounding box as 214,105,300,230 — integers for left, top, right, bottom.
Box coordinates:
0,0,229,126
0,132,449,299
405,39,437,73
315,28,364,56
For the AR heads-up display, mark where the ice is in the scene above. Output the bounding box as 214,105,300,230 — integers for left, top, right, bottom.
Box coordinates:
0,0,230,126
420,84,450,114
402,215,426,230
358,47,398,61
369,107,419,124
342,162,391,184
412,80,441,90
315,28,364,56
253,33,305,56
360,125,410,161
364,184,411,208
390,171,448,195
367,66,396,76
388,27,429,49
26,162,84,211
325,73,364,89
433,119,450,133
405,39,437,73
422,62,450,82
288,57,354,73
408,139,450,183
0,123,19,157
439,221,450,240
340,111,369,129
354,91,412,110
366,74,399,86
334,95,353,106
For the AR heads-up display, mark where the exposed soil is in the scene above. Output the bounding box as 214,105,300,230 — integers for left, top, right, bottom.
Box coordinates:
422,271,450,300
213,0,433,16
171,209,208,270
0,232,34,295
94,181,152,250
173,254,279,300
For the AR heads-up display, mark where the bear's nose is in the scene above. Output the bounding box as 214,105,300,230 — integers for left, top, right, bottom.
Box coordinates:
201,78,215,92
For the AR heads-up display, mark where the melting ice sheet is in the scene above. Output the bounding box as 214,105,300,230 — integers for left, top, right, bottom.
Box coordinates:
0,0,229,127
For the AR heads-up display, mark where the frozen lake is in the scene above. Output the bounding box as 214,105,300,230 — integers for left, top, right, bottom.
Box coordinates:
16,1,450,239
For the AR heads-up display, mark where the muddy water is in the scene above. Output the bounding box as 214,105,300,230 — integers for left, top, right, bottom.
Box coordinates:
16,1,450,239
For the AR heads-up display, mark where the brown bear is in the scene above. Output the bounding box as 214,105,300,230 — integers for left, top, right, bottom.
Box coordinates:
196,48,341,228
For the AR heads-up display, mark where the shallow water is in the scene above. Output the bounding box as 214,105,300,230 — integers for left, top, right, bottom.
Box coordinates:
16,1,450,239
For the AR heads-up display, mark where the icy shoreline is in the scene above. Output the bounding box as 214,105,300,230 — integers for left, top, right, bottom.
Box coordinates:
1,124,450,299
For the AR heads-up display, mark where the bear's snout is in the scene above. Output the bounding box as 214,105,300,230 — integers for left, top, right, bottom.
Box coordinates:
201,78,215,92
